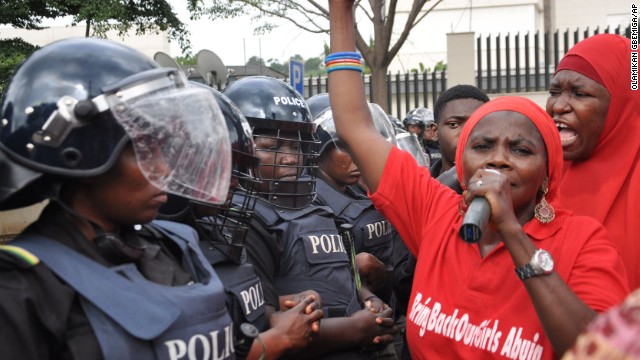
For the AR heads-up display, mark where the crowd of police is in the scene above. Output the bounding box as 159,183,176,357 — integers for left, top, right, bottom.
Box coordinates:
0,35,458,360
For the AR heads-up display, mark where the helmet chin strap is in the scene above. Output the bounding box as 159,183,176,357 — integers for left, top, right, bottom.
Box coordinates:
45,181,146,263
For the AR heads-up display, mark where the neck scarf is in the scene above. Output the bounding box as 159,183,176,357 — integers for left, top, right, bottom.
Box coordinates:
553,34,640,289
454,96,563,204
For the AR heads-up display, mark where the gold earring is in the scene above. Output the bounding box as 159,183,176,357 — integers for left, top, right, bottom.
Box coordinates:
534,188,555,223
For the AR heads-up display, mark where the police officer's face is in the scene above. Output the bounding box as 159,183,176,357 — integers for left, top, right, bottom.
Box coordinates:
253,130,304,192
74,145,170,232
407,124,424,137
319,145,360,187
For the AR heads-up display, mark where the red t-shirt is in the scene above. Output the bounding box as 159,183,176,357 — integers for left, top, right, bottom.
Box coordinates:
370,147,629,360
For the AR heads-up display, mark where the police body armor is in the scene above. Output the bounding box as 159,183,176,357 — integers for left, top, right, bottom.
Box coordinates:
250,197,379,360
250,196,361,318
15,220,235,360
315,177,395,303
197,229,268,337
315,178,393,268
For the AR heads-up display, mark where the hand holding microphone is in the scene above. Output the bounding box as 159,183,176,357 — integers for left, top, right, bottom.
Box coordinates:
459,169,501,243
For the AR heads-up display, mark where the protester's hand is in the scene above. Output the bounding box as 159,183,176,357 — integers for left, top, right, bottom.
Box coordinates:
463,168,519,231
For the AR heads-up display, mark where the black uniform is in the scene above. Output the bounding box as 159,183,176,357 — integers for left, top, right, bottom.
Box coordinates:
314,176,395,304
0,204,217,359
242,195,375,360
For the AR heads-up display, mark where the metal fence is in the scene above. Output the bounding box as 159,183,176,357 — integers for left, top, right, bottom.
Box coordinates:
477,24,632,93
298,24,631,117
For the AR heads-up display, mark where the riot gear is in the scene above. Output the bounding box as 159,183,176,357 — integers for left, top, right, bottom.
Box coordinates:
307,92,331,120
395,130,430,168
159,84,260,264
223,76,319,209
403,107,434,129
0,38,231,208
314,102,396,157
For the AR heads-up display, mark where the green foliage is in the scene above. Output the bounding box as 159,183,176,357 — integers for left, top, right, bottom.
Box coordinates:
434,60,447,71
0,38,38,98
0,0,61,29
246,56,265,66
1,1,200,53
267,58,286,73
176,53,198,65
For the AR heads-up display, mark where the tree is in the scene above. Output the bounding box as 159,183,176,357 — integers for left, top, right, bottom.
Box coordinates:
266,58,287,74
0,38,38,97
0,1,64,29
304,57,323,73
200,0,443,111
0,0,201,53
246,56,265,66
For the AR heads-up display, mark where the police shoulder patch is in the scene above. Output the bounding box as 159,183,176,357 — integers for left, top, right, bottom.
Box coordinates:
0,245,40,269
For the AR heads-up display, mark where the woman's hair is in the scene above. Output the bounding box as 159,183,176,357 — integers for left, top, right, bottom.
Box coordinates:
454,96,562,202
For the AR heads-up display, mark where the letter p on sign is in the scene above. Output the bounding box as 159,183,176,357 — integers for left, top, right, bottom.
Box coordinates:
289,58,304,97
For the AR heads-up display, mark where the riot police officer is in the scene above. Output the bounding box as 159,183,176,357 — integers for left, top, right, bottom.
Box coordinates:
158,84,324,359
224,76,396,359
404,107,441,163
308,96,395,305
0,38,235,359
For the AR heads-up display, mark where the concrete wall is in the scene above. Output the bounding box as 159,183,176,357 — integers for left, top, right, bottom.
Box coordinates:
388,0,630,73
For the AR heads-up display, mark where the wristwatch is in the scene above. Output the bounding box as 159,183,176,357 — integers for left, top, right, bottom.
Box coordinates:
515,249,554,280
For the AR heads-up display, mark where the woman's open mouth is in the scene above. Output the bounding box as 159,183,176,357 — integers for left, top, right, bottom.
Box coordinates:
555,120,578,147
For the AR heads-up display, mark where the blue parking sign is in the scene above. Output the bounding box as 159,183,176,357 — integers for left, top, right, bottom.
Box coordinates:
289,58,304,96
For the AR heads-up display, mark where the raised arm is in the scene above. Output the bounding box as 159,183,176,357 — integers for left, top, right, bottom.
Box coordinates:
328,0,392,193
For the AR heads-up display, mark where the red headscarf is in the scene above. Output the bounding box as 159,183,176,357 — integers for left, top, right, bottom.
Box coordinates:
553,34,640,290
455,96,563,203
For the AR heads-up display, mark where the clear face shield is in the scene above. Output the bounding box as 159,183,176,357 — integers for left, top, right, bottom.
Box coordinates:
33,68,232,204
395,131,430,168
369,103,398,146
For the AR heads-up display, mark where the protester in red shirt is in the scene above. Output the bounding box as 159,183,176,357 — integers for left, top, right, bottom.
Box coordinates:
326,1,629,358
547,34,640,290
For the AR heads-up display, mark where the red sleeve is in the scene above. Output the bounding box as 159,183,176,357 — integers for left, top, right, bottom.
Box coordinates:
559,216,630,312
370,147,460,257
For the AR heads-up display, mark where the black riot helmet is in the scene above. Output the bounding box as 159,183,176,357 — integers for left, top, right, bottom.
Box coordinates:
388,115,405,133
0,38,232,210
314,102,397,157
307,93,330,120
159,83,260,264
403,107,434,129
223,76,319,209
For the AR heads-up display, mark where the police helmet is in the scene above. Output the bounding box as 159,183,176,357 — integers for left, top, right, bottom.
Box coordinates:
314,102,397,157
403,107,434,129
388,115,405,133
0,38,231,209
307,93,330,120
223,76,319,209
395,129,430,168
159,84,260,264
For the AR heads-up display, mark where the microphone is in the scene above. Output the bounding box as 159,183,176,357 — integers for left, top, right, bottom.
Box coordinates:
459,197,490,243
